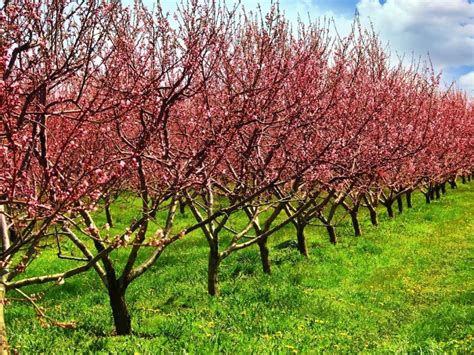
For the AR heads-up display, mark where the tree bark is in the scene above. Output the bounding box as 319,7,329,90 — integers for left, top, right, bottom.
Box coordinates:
179,199,186,214
462,176,466,184
425,193,431,204
105,203,113,228
0,283,8,355
406,190,412,208
0,205,9,354
350,212,361,237
108,284,131,335
368,205,378,226
396,195,403,214
258,236,271,274
440,183,446,194
386,202,394,218
435,185,441,200
0,206,9,257
296,223,308,257
207,249,220,296
449,179,457,189
429,187,435,201
326,225,337,245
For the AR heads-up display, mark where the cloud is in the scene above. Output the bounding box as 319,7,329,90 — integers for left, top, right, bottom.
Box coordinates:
126,0,474,95
354,0,474,94
355,0,474,68
458,71,474,95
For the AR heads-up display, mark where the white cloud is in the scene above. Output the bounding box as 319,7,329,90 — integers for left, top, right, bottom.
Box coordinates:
129,0,474,95
458,71,474,95
355,0,474,69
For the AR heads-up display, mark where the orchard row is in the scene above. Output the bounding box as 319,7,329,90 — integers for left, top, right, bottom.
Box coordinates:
0,0,472,344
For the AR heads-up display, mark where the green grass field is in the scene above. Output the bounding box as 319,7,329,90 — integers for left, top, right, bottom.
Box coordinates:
6,184,474,353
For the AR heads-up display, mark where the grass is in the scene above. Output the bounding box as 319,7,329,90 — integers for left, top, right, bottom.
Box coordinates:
6,183,474,353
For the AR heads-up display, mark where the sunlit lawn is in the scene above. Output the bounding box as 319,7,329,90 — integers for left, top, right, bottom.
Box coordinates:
7,183,474,353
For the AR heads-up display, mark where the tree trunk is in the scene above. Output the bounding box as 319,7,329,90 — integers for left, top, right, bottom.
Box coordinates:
108,284,131,335
296,223,308,257
368,205,378,226
386,202,394,218
0,206,9,355
179,199,186,214
326,225,337,245
257,236,271,274
449,179,457,189
406,190,412,208
207,249,220,296
105,203,113,228
0,206,9,256
468,175,471,182
425,193,431,204
435,185,441,200
396,195,403,214
0,283,8,355
350,212,361,237
440,183,446,194
429,187,435,201
462,176,466,184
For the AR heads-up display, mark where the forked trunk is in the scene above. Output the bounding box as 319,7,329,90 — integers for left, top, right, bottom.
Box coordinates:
258,236,271,274
108,284,131,335
207,249,220,296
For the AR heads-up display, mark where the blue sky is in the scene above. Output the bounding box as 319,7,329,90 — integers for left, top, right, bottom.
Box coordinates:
133,0,474,95
308,0,360,15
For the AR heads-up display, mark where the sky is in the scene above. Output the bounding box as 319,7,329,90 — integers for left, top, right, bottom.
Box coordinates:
135,0,474,95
